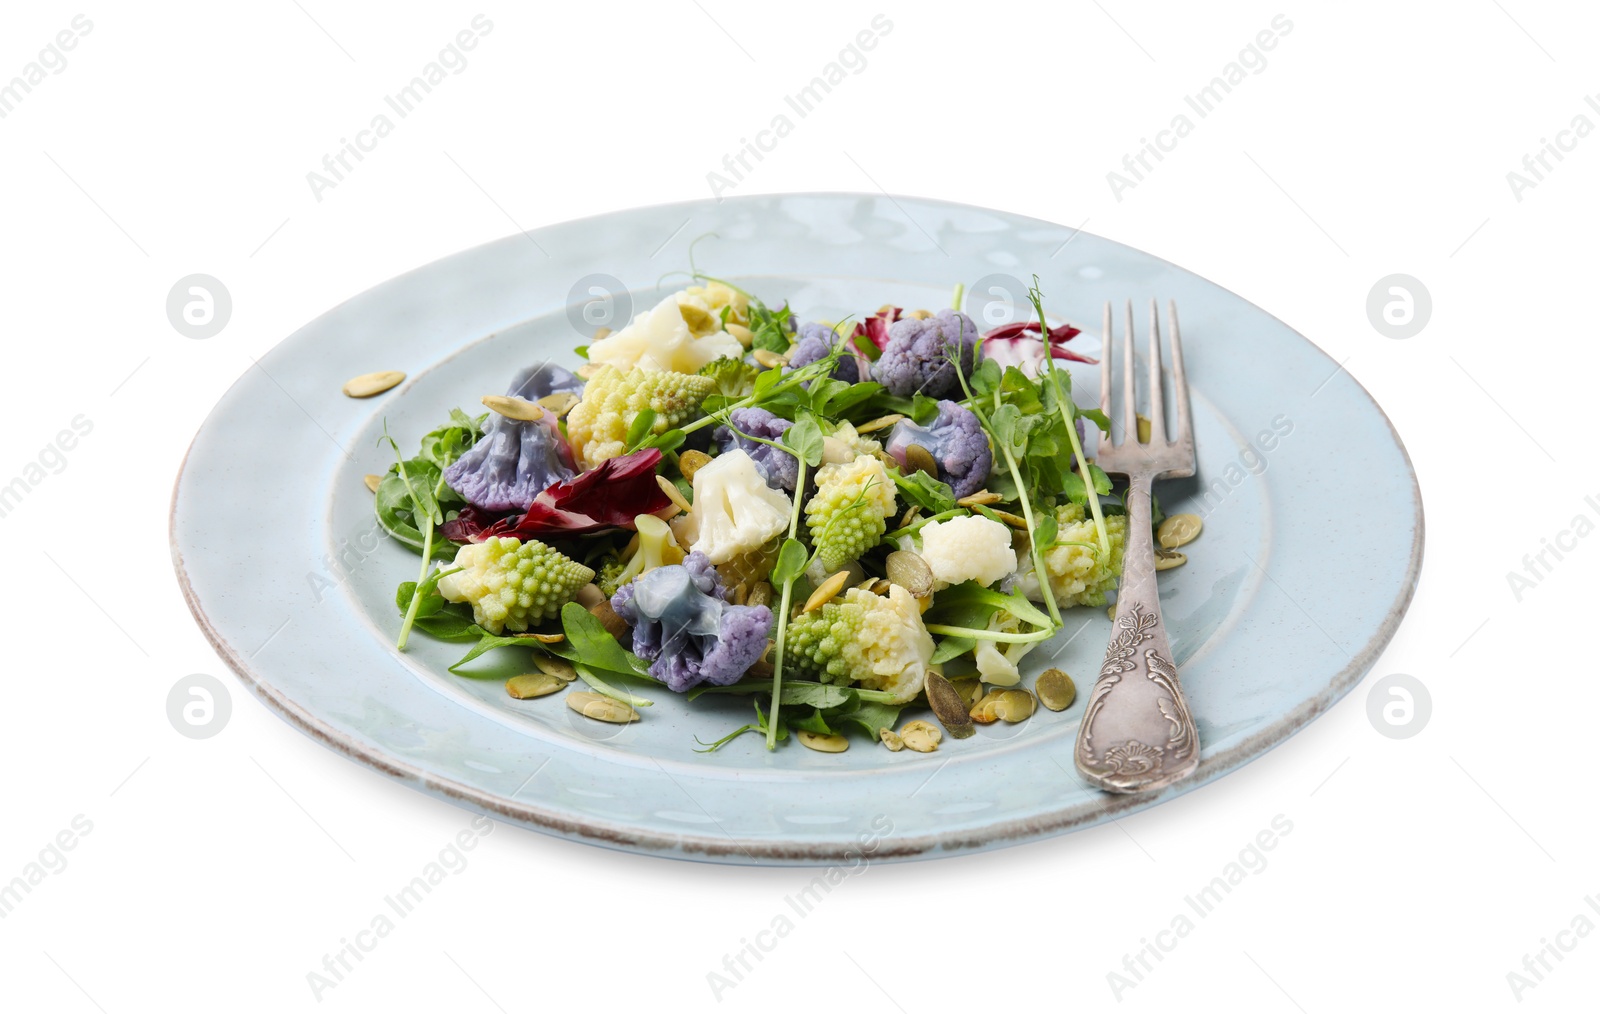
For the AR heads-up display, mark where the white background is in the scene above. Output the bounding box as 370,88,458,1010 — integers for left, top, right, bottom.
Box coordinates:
1,1,1595,1011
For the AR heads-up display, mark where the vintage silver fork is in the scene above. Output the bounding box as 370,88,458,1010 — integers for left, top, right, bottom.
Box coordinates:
1073,299,1200,794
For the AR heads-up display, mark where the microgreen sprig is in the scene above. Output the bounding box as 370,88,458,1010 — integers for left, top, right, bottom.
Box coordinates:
1028,276,1111,558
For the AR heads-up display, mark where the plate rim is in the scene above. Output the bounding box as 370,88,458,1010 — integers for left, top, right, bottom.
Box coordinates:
169,191,1425,863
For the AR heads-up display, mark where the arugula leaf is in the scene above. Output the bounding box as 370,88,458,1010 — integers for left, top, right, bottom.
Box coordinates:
910,393,941,425
551,601,654,679
410,609,485,642
790,708,836,735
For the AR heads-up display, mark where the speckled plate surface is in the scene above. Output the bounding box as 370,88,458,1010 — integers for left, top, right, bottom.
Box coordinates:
171,193,1423,865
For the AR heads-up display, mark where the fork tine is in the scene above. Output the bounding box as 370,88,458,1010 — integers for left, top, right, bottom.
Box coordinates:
1121,299,1137,443
1146,299,1165,445
1168,300,1192,449
1099,301,1113,430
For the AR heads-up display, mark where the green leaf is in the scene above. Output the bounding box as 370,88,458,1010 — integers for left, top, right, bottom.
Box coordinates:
1080,407,1112,434
573,345,590,360
790,708,836,735
770,538,809,587
411,609,486,642
449,632,538,672
834,700,904,739
851,331,882,362
931,636,976,664
646,428,686,455
554,601,653,679
752,365,784,400
1033,512,1058,552
689,680,865,708
624,407,658,451
784,417,824,467
822,381,882,419
910,393,941,425
892,469,956,513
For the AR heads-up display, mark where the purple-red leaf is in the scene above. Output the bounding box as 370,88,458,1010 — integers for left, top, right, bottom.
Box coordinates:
444,449,670,542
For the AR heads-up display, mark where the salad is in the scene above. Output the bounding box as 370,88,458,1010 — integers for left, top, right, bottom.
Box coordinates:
368,273,1200,754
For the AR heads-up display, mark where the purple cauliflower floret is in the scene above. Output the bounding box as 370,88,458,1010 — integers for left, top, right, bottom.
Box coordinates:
610,551,774,692
870,309,979,398
713,407,797,492
883,399,993,499
444,363,583,511
785,322,860,384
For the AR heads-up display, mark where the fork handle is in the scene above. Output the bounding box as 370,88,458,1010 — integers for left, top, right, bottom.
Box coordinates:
1073,472,1200,793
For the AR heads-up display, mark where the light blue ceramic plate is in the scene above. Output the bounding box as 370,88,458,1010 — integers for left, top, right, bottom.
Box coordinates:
171,194,1423,865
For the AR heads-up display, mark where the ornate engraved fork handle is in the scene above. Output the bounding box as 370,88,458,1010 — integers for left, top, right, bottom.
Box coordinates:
1074,472,1199,793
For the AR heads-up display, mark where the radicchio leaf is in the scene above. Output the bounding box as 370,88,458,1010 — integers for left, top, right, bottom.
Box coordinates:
852,306,904,350
444,449,671,541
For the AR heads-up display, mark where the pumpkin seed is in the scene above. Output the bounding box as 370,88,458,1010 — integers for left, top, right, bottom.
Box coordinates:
957,490,1002,507
885,550,934,599
1108,605,1117,621
879,728,905,751
803,570,851,613
534,654,578,682
575,362,603,379
856,413,904,434
678,449,713,484
906,309,934,320
726,322,754,347
1036,669,1077,712
481,394,545,421
530,632,565,644
903,443,938,479
994,689,1037,723
655,475,692,514
678,302,716,334
899,505,922,528
593,326,612,341
1137,413,1152,443
924,670,976,739
950,677,983,709
1154,549,1187,571
506,672,564,699
746,582,773,609
752,347,788,370
342,370,405,398
970,689,1005,724
589,600,631,642
797,730,849,753
990,509,1028,529
1157,513,1202,549
899,720,942,752
363,473,382,493
538,391,580,417
567,691,638,723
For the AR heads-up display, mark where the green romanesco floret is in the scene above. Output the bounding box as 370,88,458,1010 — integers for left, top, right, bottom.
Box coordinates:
565,364,715,469
596,554,626,598
782,585,935,703
1039,502,1128,607
437,536,594,634
698,355,760,399
804,453,896,572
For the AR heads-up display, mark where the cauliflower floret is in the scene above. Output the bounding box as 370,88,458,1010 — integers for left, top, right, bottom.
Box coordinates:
1020,503,1129,608
973,612,1034,687
565,365,715,469
714,407,795,492
785,322,860,383
782,585,935,703
883,399,992,499
611,552,773,692
674,449,793,566
588,292,744,373
436,537,594,634
870,309,979,398
917,514,1016,588
804,454,897,572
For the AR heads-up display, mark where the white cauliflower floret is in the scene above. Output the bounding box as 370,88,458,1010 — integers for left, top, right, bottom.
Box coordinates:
973,612,1035,687
673,449,792,565
588,291,744,374
917,514,1017,588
